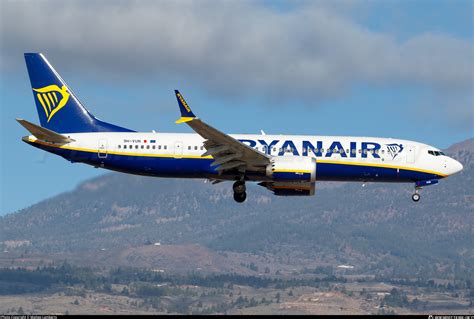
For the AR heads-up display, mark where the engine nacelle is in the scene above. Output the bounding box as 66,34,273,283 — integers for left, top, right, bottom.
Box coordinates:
266,156,316,183
259,181,316,196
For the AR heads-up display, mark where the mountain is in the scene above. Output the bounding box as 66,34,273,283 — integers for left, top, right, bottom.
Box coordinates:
1,138,473,279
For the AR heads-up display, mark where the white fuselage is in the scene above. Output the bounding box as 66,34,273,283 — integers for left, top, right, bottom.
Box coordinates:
26,132,462,181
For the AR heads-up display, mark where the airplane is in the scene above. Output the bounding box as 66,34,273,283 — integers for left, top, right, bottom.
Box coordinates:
18,53,463,203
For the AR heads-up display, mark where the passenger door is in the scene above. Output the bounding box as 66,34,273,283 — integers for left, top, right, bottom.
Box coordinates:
98,139,107,159
174,141,183,159
406,145,415,163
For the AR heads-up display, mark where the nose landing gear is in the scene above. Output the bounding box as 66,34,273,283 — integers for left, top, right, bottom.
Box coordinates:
411,179,438,202
412,187,421,202
233,181,247,203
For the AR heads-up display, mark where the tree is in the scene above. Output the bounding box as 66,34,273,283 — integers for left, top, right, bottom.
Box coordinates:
248,263,258,272
103,283,112,293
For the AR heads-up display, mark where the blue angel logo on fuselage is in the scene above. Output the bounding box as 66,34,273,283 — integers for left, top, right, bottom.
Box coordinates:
386,143,403,159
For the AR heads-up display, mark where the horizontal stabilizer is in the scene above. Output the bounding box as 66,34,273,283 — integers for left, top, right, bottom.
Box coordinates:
16,118,74,143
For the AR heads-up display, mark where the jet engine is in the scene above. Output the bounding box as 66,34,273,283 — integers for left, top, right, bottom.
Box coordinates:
266,156,316,183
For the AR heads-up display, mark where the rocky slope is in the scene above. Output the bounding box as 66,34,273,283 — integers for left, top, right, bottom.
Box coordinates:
1,138,472,278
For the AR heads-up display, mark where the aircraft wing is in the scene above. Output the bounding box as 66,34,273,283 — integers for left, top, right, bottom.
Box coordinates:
174,90,270,174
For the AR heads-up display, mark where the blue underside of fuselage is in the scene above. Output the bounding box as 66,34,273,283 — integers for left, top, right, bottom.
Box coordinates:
30,141,442,183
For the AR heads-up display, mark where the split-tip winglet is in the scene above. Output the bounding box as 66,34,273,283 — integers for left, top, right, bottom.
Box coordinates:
174,90,196,124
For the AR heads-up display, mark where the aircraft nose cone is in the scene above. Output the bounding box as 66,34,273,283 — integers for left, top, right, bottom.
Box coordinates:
448,158,463,175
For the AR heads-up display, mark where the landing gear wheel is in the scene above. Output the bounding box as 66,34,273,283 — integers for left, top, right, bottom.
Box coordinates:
233,181,246,194
412,193,420,202
233,192,247,203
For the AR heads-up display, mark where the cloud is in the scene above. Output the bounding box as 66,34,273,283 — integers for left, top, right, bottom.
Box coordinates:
1,0,472,104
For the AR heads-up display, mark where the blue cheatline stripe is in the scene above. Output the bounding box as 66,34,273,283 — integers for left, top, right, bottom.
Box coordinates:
26,139,444,182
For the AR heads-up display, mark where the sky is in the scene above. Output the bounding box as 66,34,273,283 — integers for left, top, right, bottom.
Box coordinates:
0,0,473,215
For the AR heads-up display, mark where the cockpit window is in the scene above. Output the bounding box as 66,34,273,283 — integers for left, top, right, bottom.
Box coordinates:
428,150,445,156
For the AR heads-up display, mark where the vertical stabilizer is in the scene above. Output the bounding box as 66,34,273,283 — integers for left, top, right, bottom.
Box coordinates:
24,53,134,133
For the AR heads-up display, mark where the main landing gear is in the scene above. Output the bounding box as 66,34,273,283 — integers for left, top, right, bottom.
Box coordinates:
233,181,247,203
412,187,421,202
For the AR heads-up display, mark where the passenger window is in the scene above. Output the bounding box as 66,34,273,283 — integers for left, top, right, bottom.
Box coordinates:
358,149,362,154
152,145,155,149
346,149,349,153
141,145,144,149
201,146,204,150
273,148,276,152
146,145,150,149
135,145,138,149
164,145,167,150
188,146,191,150
118,145,121,149
158,145,162,150
194,146,197,151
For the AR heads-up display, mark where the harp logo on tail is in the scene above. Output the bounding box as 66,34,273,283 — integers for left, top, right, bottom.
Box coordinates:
33,85,70,122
